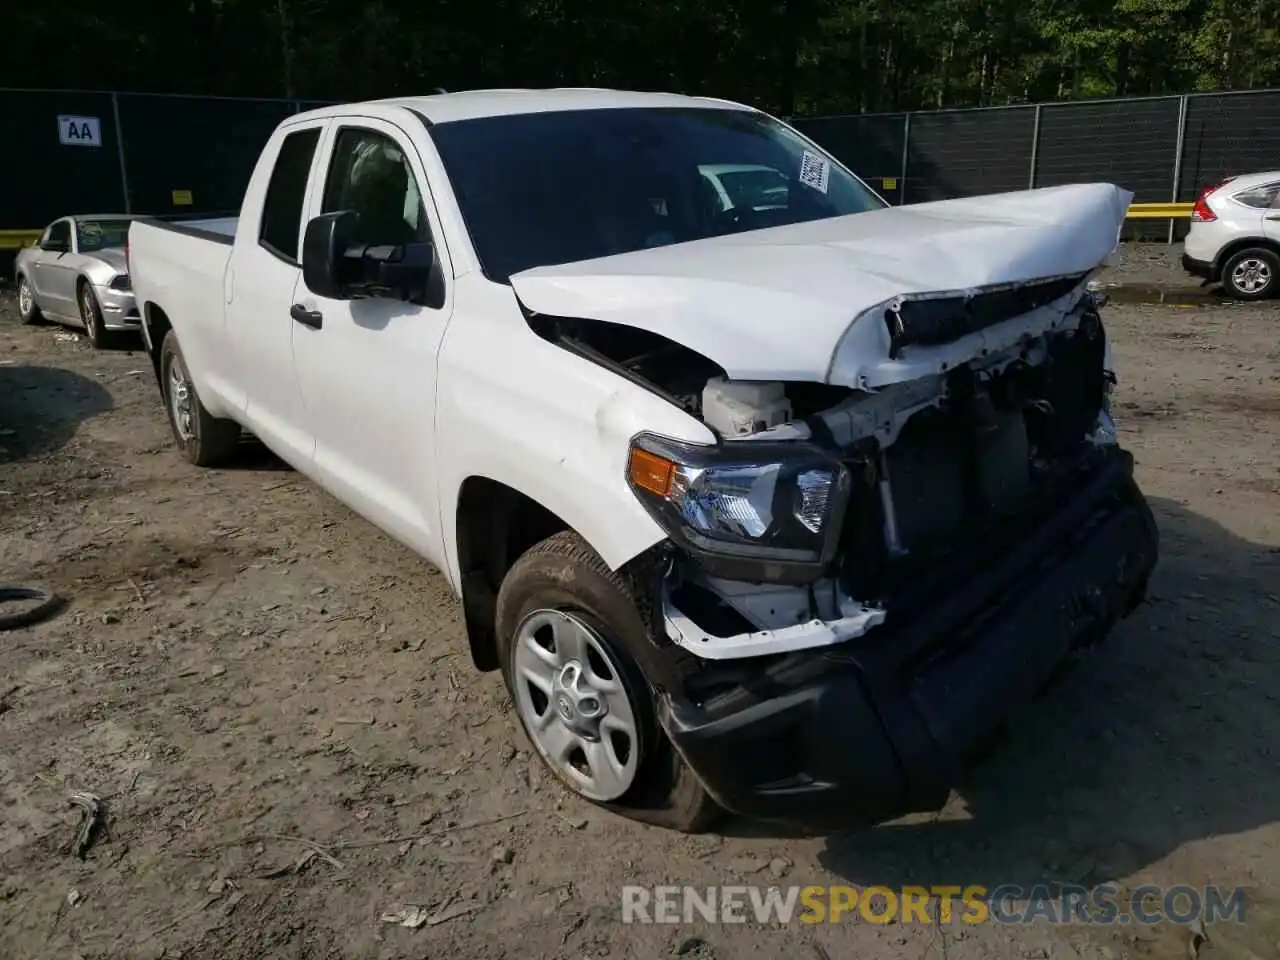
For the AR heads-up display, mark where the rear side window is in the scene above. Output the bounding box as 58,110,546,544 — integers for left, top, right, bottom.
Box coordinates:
259,128,321,262
1233,182,1280,209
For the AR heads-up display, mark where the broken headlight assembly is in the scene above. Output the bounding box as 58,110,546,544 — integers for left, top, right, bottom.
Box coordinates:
626,433,851,583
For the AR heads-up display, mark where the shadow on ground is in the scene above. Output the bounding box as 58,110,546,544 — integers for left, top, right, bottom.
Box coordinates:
25,317,146,353
0,364,113,463
723,498,1278,900
224,435,293,472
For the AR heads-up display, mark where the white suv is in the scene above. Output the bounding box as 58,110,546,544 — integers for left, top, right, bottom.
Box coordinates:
1182,170,1280,300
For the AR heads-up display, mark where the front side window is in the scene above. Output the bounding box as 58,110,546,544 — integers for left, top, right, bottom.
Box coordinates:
259,127,321,261
76,218,132,252
45,220,71,249
429,107,886,283
321,128,427,248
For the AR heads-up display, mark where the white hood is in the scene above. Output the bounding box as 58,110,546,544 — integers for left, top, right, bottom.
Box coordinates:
509,183,1132,387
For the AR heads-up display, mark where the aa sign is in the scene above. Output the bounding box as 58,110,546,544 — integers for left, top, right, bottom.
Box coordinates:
58,115,103,147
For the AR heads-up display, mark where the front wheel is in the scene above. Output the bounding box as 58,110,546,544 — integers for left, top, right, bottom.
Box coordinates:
1221,247,1279,301
159,331,241,466
495,531,721,833
78,281,110,348
16,274,42,325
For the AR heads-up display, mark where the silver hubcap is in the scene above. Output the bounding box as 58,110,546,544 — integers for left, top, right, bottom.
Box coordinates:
1231,258,1271,295
168,356,195,441
18,279,33,316
512,610,640,801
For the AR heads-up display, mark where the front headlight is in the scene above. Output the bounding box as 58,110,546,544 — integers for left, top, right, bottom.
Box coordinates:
626,433,851,583
109,274,131,291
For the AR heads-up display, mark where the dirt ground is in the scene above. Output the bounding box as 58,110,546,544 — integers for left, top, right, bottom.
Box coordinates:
1,243,1278,960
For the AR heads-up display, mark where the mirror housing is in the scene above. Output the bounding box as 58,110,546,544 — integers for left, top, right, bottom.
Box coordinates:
41,238,69,253
302,211,359,300
301,211,440,305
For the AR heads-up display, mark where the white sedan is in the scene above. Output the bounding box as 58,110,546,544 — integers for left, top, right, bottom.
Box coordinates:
1182,171,1280,300
14,214,142,347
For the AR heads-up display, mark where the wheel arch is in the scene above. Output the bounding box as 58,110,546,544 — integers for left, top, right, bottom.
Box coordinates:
142,302,173,389
1213,236,1280,281
453,476,574,672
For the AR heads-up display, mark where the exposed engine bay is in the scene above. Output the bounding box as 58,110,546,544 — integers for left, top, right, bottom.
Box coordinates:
527,285,1118,661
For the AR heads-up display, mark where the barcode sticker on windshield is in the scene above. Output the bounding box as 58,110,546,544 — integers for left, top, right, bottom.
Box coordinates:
799,151,831,194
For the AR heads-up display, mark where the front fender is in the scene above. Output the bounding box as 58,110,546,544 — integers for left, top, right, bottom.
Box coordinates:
435,282,714,588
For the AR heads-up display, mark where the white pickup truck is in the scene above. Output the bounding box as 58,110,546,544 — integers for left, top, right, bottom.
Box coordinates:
128,89,1159,832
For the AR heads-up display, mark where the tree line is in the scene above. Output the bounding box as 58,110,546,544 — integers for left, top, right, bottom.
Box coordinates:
5,0,1278,115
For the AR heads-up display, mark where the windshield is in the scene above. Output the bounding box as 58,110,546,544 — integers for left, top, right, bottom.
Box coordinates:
77,219,132,252
429,107,885,283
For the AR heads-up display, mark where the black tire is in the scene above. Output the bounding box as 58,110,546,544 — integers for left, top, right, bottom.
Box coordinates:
77,279,111,349
1220,247,1280,301
0,585,64,631
16,273,43,325
496,531,722,833
159,330,241,466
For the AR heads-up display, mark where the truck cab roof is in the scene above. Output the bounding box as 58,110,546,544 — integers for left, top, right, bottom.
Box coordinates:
296,88,755,125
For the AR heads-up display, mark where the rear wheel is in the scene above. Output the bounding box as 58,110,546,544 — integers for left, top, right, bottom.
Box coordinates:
496,531,722,833
16,274,42,325
1221,247,1279,301
159,331,241,466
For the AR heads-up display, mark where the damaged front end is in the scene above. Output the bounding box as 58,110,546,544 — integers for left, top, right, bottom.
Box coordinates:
522,264,1158,824
513,180,1157,823
622,279,1133,664
609,280,1158,824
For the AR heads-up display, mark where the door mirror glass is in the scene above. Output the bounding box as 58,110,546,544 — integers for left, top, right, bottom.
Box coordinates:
302,210,439,304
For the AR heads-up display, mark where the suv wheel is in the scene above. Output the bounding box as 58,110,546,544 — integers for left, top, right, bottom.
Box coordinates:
1221,247,1279,300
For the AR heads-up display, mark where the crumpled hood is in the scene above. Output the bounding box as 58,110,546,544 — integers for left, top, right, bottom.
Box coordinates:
509,182,1132,386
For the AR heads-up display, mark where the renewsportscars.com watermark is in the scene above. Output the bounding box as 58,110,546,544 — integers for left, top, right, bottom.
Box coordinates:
621,884,1247,926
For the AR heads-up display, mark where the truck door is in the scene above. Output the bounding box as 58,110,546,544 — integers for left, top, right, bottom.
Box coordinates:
290,117,454,562
227,120,328,468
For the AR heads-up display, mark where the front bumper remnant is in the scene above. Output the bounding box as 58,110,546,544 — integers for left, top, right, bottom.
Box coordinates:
658,449,1159,827
663,592,886,659
97,284,142,330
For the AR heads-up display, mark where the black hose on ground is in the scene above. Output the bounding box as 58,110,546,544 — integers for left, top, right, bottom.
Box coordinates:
0,585,64,631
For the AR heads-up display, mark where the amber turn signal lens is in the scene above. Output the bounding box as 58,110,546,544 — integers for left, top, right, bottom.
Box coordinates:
628,448,675,497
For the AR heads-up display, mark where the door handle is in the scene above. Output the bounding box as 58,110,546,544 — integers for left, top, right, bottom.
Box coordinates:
1265,214,1280,221
290,303,323,329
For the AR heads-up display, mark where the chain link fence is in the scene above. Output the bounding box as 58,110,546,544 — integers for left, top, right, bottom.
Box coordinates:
792,88,1280,240
3,86,1279,249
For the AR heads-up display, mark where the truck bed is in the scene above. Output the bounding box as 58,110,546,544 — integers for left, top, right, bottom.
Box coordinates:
128,216,237,400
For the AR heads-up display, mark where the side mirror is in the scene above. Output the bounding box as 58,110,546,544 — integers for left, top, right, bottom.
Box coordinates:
302,211,359,299
302,211,439,305
41,238,69,253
